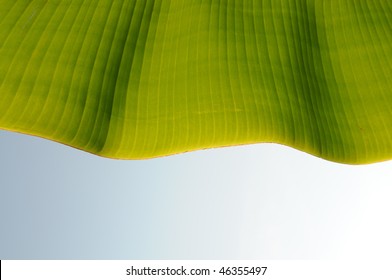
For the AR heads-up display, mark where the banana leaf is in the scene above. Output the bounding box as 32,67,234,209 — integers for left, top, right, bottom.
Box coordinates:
1,0,392,164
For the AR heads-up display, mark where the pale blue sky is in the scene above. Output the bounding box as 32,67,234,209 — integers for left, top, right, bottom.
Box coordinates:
1,129,392,259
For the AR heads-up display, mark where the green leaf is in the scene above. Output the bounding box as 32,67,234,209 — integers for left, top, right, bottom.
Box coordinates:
1,0,392,164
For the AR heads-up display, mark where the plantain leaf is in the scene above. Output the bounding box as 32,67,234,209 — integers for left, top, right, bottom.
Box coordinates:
1,0,392,164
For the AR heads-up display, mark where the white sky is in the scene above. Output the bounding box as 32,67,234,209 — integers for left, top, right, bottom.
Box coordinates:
1,130,391,259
